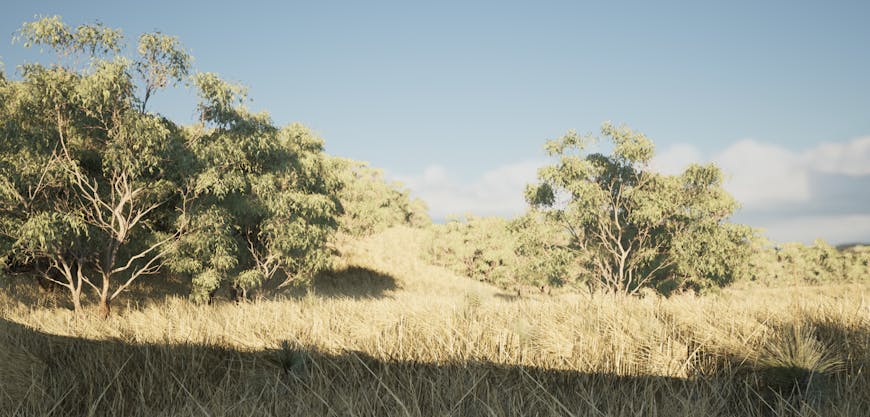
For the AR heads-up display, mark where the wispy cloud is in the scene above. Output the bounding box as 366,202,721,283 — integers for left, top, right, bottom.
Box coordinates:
652,136,870,243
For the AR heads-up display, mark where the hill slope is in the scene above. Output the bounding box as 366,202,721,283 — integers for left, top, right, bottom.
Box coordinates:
326,226,507,298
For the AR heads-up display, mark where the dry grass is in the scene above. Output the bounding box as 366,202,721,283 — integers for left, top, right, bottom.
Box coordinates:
1,227,868,416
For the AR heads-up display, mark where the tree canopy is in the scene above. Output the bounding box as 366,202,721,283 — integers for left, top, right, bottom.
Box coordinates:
526,123,752,294
0,16,342,315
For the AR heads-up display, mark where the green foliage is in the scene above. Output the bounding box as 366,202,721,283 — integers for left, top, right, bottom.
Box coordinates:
330,157,430,236
527,122,751,294
13,212,88,260
426,214,577,289
136,32,191,109
172,77,341,301
509,213,578,287
0,16,342,313
739,238,870,285
427,215,516,287
15,15,122,58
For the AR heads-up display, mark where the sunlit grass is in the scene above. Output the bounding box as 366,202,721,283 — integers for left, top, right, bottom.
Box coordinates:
1,227,868,416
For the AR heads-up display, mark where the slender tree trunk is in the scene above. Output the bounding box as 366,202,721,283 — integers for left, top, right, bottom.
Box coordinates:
72,284,83,316
98,292,110,319
207,288,218,305
98,273,111,319
44,264,83,316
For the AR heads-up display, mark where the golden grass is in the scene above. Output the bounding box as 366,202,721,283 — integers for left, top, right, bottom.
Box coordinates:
1,227,868,416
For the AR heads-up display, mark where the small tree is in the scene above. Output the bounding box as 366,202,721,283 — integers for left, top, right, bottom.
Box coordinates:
526,122,750,294
508,213,579,288
427,215,518,287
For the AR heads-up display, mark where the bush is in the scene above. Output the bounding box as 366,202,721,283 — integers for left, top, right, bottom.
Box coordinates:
739,238,870,285
426,214,580,289
330,157,430,237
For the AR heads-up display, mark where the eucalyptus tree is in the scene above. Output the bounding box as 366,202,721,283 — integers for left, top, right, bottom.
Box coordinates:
0,16,192,316
170,74,342,302
526,123,751,294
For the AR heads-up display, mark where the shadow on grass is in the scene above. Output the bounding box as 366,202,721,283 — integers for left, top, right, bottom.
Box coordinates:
2,317,865,416
1,265,399,314
285,266,399,299
0,272,197,316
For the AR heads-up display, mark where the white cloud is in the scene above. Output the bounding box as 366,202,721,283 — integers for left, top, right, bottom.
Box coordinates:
654,137,870,211
392,160,543,220
744,213,870,245
650,143,702,175
714,139,812,209
654,136,870,243
809,137,870,176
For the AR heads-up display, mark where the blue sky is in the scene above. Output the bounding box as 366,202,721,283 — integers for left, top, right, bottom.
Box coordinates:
2,1,869,243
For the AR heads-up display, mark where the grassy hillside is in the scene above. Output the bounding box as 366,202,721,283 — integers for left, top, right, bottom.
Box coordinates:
1,227,868,416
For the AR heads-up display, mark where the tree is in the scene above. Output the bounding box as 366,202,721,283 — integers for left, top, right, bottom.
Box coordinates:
0,17,192,317
525,122,751,294
169,74,341,302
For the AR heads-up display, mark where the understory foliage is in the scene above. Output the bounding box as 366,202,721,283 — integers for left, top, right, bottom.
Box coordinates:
740,238,870,285
329,157,429,237
426,214,576,289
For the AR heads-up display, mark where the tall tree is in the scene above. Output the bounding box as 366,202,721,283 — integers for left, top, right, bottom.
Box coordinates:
0,16,192,316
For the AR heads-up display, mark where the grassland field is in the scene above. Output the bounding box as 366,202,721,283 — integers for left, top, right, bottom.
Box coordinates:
1,227,868,416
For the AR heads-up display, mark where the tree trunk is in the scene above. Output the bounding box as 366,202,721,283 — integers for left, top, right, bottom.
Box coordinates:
229,284,248,303
98,271,112,318
98,293,110,319
72,285,83,316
